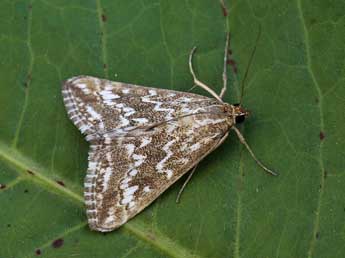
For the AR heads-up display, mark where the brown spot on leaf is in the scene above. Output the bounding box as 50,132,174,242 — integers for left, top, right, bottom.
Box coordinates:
227,59,236,65
101,14,107,22
103,63,107,69
52,238,64,248
35,249,41,256
24,74,32,88
220,0,228,17
27,170,35,175
56,180,65,187
323,170,328,179
147,231,156,241
315,231,320,239
227,59,238,74
28,4,32,10
7,224,11,227
0,184,6,189
319,131,325,141
310,18,317,25
24,189,29,193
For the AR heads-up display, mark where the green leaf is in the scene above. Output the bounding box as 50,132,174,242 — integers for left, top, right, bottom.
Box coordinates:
1,0,344,257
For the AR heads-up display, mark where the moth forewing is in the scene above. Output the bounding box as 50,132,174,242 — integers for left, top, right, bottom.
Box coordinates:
63,76,233,231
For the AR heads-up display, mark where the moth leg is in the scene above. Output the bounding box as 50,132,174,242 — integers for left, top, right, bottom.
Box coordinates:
188,47,223,102
220,32,230,99
175,132,230,203
232,127,278,176
175,165,198,203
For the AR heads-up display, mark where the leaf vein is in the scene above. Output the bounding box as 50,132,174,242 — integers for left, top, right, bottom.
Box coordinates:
297,1,326,257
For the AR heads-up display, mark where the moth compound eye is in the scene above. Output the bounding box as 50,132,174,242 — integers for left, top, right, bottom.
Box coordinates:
235,115,245,124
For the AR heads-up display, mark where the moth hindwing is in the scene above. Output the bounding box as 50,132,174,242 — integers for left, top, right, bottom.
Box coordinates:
62,76,234,231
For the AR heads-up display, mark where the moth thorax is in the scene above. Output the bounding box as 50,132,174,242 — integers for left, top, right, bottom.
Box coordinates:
232,103,250,124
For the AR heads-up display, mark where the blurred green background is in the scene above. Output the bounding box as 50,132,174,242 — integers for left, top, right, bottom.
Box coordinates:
0,0,344,257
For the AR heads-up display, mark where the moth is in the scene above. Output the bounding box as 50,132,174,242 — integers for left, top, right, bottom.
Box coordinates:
62,34,276,232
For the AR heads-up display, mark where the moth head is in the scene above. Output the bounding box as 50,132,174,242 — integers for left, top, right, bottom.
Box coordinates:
233,103,249,124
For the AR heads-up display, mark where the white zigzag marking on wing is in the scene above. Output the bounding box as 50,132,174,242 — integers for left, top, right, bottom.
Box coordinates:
102,151,114,193
132,118,149,124
139,137,151,148
121,185,139,205
99,89,120,106
86,105,105,130
123,106,136,117
119,143,146,208
156,139,176,179
143,186,151,192
180,118,226,151
133,154,146,167
76,83,91,95
125,144,135,156
104,207,116,224
141,90,175,120
189,142,201,151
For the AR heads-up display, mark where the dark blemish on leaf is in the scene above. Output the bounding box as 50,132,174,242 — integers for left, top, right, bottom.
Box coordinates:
101,14,107,22
52,238,64,248
28,4,32,10
7,224,11,227
227,59,236,65
315,231,320,239
323,170,328,179
24,189,29,193
27,170,35,175
227,59,238,74
56,180,65,187
315,97,319,103
103,63,107,69
0,184,6,189
310,18,317,25
23,72,32,87
147,231,156,241
225,34,238,74
35,249,41,256
319,131,325,141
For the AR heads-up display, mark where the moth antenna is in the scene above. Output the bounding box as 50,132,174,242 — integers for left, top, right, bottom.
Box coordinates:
188,46,224,102
239,24,262,105
220,32,230,99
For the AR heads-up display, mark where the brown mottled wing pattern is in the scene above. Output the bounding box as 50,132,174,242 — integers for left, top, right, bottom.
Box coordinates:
85,113,229,231
62,75,231,231
62,75,222,141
